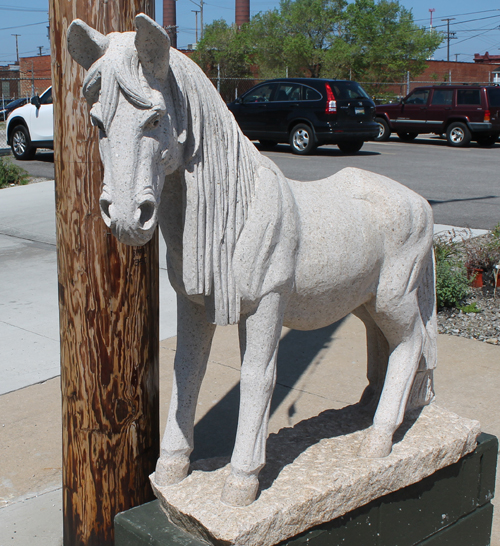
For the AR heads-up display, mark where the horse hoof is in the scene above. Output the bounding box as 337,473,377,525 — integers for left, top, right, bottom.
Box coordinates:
220,472,259,507
359,426,393,458
154,455,190,486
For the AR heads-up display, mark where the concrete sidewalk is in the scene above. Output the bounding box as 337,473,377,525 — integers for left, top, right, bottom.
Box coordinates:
1,318,499,545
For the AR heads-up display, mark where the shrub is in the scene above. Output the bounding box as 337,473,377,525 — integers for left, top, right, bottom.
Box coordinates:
0,157,29,188
435,259,470,309
434,231,470,309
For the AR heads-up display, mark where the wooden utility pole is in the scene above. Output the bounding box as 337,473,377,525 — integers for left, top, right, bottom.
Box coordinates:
48,1,158,545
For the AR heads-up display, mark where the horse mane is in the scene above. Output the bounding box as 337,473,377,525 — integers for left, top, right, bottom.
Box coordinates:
168,49,262,326
83,33,262,326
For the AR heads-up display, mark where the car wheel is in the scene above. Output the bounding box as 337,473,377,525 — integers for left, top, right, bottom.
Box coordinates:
476,134,498,147
375,118,391,141
446,122,471,147
259,139,277,150
11,125,36,160
289,124,316,155
397,132,418,142
337,140,364,154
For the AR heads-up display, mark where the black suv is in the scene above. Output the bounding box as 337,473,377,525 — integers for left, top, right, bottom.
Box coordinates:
227,78,378,155
375,85,500,147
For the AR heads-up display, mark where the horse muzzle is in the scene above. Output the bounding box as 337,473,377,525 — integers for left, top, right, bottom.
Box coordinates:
99,194,158,246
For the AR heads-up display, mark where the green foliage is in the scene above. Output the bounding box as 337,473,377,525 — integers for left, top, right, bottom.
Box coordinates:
434,234,470,309
457,302,481,314
435,259,470,309
193,0,443,82
0,157,29,189
192,20,255,78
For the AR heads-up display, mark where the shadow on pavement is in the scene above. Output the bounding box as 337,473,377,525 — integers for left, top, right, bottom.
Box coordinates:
192,319,345,461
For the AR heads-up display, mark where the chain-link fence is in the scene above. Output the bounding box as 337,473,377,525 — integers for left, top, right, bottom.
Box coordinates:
208,77,496,105
0,77,52,150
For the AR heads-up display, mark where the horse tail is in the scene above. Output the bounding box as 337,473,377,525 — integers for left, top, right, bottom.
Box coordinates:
408,245,437,411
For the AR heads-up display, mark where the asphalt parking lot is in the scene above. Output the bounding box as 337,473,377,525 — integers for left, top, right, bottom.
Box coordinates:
261,135,499,230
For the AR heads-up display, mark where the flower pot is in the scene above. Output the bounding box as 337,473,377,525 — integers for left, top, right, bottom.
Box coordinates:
467,267,484,288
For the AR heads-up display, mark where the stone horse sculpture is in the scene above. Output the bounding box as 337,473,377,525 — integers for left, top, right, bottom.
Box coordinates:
67,14,437,507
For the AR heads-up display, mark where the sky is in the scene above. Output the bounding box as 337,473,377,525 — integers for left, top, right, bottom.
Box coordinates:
0,1,499,65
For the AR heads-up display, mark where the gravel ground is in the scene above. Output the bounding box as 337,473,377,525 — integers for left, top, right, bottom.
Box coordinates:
438,286,500,345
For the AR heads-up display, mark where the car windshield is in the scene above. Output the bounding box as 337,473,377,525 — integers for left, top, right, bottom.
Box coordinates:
331,82,370,100
487,88,500,107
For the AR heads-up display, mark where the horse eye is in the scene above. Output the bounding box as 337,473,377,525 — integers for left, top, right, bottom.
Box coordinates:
152,118,160,128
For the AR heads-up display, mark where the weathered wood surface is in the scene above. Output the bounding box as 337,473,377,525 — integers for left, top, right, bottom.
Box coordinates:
48,1,158,545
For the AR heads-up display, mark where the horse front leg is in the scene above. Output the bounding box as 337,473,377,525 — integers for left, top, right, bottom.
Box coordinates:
154,294,216,486
221,292,285,507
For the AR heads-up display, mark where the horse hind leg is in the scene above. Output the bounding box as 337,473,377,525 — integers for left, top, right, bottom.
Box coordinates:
359,293,425,459
353,304,390,411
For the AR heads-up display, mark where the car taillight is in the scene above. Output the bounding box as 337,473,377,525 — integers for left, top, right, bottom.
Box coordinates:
325,83,337,114
484,110,491,122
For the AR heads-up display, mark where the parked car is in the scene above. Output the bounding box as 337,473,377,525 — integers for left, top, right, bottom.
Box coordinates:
0,97,29,121
6,87,53,159
375,85,500,147
227,78,378,155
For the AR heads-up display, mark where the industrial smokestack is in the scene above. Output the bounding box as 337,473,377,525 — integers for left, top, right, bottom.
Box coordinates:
235,0,250,29
163,0,177,48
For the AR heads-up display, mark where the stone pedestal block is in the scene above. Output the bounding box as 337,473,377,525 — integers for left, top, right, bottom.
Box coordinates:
115,432,497,546
150,405,480,546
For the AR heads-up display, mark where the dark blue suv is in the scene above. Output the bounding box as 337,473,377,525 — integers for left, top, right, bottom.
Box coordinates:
227,78,378,155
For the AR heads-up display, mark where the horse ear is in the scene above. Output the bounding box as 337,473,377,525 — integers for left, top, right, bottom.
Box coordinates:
67,19,109,70
135,13,170,82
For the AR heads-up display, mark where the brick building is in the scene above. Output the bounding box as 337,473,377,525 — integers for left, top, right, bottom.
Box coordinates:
0,64,20,100
413,59,500,85
19,55,51,97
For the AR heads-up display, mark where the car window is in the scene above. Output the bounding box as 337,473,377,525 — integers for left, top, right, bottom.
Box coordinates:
303,86,321,101
487,88,500,107
40,88,53,105
457,89,480,106
431,89,453,106
405,90,429,105
331,82,370,100
242,84,275,104
272,83,302,102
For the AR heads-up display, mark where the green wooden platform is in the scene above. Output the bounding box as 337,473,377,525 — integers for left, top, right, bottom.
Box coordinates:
115,433,497,546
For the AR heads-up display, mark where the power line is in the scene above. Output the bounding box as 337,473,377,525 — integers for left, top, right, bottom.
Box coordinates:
0,21,48,32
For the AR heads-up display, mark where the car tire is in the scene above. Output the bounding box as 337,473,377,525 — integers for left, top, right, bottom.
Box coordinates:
259,139,277,150
375,118,391,141
337,140,364,154
446,122,471,147
476,134,498,147
397,132,418,142
11,125,36,160
289,124,316,155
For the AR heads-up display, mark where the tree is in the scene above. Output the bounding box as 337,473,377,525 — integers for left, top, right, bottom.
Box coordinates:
193,19,254,78
331,0,443,82
193,0,443,84
250,0,346,78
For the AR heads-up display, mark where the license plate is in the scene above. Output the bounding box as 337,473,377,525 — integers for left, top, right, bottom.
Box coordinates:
355,107,365,115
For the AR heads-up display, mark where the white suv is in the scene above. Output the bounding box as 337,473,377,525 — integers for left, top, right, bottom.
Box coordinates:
6,86,53,159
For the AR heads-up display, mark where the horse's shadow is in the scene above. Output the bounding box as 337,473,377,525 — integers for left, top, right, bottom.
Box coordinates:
192,402,421,494
192,320,346,461
191,318,423,491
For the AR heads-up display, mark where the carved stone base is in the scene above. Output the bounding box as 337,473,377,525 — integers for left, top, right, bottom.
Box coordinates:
150,404,480,546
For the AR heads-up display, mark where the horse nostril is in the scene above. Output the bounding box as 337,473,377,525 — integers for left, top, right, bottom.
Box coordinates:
100,198,112,223
138,201,155,227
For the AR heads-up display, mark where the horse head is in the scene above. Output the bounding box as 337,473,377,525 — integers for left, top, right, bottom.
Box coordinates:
67,14,184,246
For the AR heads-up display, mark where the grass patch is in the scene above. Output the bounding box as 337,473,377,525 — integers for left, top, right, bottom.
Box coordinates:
0,157,29,188
457,302,482,314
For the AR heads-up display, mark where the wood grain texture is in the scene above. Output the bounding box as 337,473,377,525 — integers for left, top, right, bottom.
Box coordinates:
48,1,158,545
